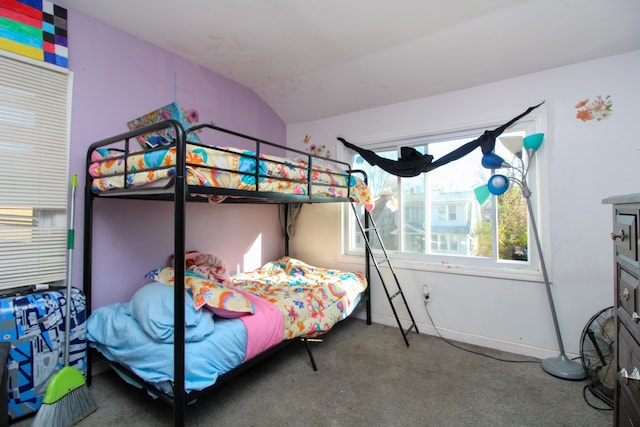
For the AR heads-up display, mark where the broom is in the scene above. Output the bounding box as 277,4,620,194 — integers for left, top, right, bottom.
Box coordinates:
32,174,97,427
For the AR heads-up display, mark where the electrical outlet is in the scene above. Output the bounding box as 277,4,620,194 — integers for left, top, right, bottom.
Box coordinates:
422,285,430,302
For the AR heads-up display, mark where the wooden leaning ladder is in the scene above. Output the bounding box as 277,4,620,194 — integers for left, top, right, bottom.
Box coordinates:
350,200,419,346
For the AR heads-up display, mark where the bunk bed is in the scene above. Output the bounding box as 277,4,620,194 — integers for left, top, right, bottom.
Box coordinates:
82,119,373,426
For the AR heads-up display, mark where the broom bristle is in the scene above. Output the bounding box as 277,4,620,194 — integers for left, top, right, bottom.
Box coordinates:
31,384,97,427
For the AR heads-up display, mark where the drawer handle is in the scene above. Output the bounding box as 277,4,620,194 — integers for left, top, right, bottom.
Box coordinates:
611,229,626,241
622,288,630,301
619,367,640,385
634,312,640,323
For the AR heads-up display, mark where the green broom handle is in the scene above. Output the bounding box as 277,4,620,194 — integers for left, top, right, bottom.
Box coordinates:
64,174,77,367
68,174,76,250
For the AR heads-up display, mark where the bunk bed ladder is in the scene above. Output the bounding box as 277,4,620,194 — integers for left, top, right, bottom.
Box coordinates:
350,201,419,347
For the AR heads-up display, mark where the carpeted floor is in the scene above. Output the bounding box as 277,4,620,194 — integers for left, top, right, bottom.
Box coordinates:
12,318,612,426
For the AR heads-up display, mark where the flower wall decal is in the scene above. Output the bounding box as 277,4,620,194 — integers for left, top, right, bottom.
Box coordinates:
303,134,331,158
575,95,613,122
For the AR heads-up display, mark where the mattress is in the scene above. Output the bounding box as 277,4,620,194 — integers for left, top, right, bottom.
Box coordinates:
88,143,374,211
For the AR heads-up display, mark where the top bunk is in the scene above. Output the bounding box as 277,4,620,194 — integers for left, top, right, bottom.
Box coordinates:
85,119,373,210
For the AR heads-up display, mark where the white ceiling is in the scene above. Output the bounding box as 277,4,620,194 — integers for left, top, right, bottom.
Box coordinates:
60,0,640,124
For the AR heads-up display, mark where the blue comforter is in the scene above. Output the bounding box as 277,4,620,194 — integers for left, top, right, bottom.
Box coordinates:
87,301,246,393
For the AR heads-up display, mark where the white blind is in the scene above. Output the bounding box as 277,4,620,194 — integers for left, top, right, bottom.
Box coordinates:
0,54,70,289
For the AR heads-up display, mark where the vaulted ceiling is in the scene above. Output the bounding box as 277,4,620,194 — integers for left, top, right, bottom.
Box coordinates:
60,0,640,124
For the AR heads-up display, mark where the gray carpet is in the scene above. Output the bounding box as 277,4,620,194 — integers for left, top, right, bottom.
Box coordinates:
13,318,612,426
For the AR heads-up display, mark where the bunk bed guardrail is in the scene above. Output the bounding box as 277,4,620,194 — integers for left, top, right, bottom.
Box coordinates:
86,120,362,205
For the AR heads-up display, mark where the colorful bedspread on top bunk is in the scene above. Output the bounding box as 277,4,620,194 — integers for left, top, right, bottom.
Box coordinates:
88,144,374,211
86,257,367,394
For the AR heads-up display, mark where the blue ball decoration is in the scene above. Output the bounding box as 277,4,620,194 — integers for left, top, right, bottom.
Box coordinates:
487,174,510,195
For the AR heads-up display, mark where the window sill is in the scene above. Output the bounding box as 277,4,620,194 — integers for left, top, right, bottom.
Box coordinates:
337,252,545,283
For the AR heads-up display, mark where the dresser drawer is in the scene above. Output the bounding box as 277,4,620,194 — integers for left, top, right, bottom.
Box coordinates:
618,389,640,427
618,323,640,426
619,266,640,332
614,209,639,266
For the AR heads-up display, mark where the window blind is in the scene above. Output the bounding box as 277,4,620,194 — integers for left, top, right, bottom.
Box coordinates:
0,53,70,290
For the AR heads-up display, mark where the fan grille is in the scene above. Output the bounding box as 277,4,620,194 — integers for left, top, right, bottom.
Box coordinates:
580,306,615,405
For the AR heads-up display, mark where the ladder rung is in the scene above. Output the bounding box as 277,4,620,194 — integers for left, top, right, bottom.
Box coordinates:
390,290,401,300
404,322,417,336
361,227,377,232
374,258,389,266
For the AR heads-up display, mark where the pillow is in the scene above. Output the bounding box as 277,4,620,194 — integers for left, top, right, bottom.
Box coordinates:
130,282,215,343
145,267,255,318
145,266,200,286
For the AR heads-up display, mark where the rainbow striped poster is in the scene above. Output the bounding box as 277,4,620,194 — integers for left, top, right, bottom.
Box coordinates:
0,0,68,67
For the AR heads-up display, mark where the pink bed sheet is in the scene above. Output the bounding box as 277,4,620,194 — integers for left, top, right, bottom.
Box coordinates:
237,289,284,361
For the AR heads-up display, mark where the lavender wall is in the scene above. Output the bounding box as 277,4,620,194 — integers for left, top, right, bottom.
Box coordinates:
65,9,286,308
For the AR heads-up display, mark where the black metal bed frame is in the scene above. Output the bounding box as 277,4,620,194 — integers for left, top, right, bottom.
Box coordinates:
82,120,372,426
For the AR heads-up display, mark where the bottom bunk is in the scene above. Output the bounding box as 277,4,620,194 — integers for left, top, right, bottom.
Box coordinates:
86,255,368,403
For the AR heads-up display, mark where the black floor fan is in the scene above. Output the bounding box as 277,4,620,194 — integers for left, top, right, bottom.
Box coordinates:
580,306,615,408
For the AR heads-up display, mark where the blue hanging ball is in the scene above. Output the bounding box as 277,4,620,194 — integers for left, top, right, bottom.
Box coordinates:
488,174,510,195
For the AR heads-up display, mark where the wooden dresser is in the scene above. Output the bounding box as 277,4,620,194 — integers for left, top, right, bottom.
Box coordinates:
604,194,640,426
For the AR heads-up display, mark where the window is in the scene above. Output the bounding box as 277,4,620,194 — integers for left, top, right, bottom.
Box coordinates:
0,53,71,290
346,116,544,274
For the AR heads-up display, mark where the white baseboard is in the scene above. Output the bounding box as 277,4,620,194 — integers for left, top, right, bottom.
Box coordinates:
351,310,579,361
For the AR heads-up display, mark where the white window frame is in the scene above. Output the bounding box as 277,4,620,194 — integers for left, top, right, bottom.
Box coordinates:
0,50,72,290
340,109,549,282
